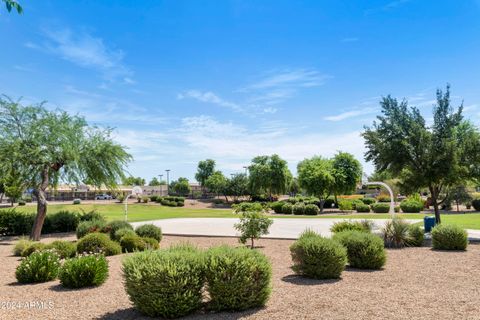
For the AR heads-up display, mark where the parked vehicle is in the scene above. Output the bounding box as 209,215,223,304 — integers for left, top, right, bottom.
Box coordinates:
95,194,113,200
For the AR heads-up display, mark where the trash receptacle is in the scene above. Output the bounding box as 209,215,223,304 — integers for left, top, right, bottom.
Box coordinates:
424,216,436,233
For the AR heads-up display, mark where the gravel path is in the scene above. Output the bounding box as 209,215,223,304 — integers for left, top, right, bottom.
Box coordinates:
1,234,479,320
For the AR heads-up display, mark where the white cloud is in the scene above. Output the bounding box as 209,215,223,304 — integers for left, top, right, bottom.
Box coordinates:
244,69,328,90
341,37,359,43
178,90,244,112
324,106,378,122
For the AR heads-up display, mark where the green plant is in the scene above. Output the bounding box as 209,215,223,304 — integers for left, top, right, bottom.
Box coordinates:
282,202,293,214
333,231,386,269
47,240,77,259
361,198,376,205
0,209,35,235
13,237,33,256
471,199,480,211
79,210,105,222
76,233,121,256
234,211,273,248
122,247,205,318
113,227,137,242
371,203,390,213
135,224,162,242
355,203,371,213
290,233,347,279
73,199,81,205
20,242,46,257
293,203,306,215
59,254,109,288
47,210,80,233
400,200,424,213
376,195,391,202
270,201,284,214
120,234,147,252
205,246,272,311
76,219,107,239
382,218,412,248
431,224,468,250
18,200,26,206
104,220,133,240
330,220,372,234
142,237,160,249
304,204,320,215
407,224,424,247
338,199,354,211
15,250,60,283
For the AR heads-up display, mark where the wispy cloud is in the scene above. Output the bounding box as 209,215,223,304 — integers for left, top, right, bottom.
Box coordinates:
365,0,412,15
341,37,359,43
177,90,244,112
324,107,377,122
26,27,133,83
244,69,328,90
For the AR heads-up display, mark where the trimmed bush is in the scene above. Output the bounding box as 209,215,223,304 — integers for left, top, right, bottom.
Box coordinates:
431,224,468,250
205,246,272,311
113,227,137,242
304,204,320,215
122,246,205,318
407,224,424,247
79,210,106,222
270,201,284,214
333,231,386,269
104,220,133,240
76,219,107,239
73,199,81,205
330,220,372,234
282,202,293,214
0,209,35,236
371,203,390,213
15,250,60,283
21,242,47,257
338,200,354,211
13,237,33,256
120,234,147,252
47,240,77,259
377,195,391,202
293,203,306,215
400,200,423,213
355,203,370,213
142,237,160,250
76,233,121,256
472,199,480,211
46,210,80,233
361,198,376,205
135,224,162,242
290,234,347,279
59,254,109,288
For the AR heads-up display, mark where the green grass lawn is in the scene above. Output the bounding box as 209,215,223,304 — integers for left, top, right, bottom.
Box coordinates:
6,203,480,229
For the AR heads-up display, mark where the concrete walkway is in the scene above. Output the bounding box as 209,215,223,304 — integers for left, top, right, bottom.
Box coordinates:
131,217,421,239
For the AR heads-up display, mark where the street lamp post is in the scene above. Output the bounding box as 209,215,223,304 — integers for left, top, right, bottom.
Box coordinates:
158,174,163,196
166,169,171,195
243,166,248,175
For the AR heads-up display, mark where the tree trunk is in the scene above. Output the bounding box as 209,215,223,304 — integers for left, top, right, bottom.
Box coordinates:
319,199,325,213
429,186,441,224
30,167,49,241
251,237,254,249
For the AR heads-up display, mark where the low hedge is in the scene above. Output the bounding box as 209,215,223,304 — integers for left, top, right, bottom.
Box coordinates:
330,220,372,234
333,231,386,269
431,224,468,250
76,219,107,239
76,233,121,256
270,201,284,214
355,203,370,213
16,250,60,283
304,204,320,215
361,198,376,205
472,199,480,211
293,203,305,215
59,254,109,288
290,233,347,279
205,246,272,311
400,200,423,213
371,203,390,213
282,202,293,214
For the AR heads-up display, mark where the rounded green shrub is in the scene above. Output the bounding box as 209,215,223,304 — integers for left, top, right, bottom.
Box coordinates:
333,231,386,269
330,220,372,234
21,242,46,257
79,210,106,222
122,247,205,318
431,224,468,250
113,227,137,242
13,237,34,256
371,203,390,213
282,202,293,214
355,203,370,213
270,201,284,214
76,233,121,256
400,200,424,213
142,237,160,250
47,240,77,259
472,199,480,211
407,224,424,247
293,203,306,215
120,234,147,252
47,210,80,233
338,200,354,211
59,254,109,288
361,198,376,205
290,234,347,279
205,246,272,311
104,220,133,240
135,224,162,242
304,204,320,216
16,250,60,283
76,219,107,239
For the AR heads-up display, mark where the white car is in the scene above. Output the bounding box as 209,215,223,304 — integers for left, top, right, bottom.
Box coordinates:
95,194,113,200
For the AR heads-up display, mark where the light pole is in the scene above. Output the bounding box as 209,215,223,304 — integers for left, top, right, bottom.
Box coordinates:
166,169,171,195
158,174,163,196
243,166,248,175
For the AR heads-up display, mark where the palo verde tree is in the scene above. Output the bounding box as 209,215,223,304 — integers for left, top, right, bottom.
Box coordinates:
195,159,216,193
2,0,22,14
331,152,362,203
297,156,335,212
362,85,480,223
0,97,132,240
248,154,291,199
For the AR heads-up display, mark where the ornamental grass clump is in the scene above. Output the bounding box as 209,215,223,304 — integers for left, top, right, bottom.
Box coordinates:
333,231,386,269
382,218,423,248
59,253,109,288
290,231,347,279
13,237,34,256
15,250,60,283
431,224,468,250
122,245,205,318
205,246,272,311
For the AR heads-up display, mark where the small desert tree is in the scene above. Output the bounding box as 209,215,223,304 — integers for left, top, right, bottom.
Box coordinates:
233,203,273,248
205,171,228,201
195,159,216,193
0,97,132,240
248,154,291,199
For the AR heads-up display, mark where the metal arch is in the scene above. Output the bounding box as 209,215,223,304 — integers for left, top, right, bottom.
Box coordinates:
364,181,396,217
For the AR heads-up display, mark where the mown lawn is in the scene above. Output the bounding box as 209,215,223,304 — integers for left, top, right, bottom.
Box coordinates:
5,203,480,229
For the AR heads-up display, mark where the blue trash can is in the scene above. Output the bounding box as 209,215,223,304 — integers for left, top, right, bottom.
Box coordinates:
424,216,436,233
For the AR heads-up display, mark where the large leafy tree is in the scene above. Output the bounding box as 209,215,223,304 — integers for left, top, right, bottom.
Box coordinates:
2,0,22,14
122,176,146,186
331,152,362,203
297,156,335,212
195,159,216,192
362,86,480,223
205,171,228,201
0,97,132,240
171,177,190,196
226,173,249,202
248,154,291,198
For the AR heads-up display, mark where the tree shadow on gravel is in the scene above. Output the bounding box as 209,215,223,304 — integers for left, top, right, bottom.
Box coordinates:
281,274,341,286
345,267,383,273
49,283,98,292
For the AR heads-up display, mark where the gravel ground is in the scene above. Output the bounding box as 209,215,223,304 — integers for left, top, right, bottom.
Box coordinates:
1,234,479,320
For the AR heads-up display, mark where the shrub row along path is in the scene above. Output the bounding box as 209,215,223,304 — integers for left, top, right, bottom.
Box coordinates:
131,218,422,239
1,234,480,319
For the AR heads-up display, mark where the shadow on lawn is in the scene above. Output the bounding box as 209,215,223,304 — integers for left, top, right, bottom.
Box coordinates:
281,274,341,286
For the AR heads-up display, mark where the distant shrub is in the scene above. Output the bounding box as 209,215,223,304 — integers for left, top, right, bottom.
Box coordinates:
113,227,137,242
13,237,33,256
471,199,480,211
18,200,26,206
282,202,293,214
333,231,386,269
46,210,80,233
407,224,424,247
59,254,109,288
205,246,272,311
290,233,347,279
376,195,391,202
232,202,265,213
0,209,35,236
122,247,205,318
104,220,133,240
338,200,354,211
120,234,148,252
79,210,105,222
142,196,149,203
135,224,162,242
361,198,376,205
394,206,400,213
293,203,306,215
382,218,412,248
330,220,372,234
270,201,284,214
76,233,121,256
16,250,60,283
73,199,81,205
76,219,107,239
431,224,468,250
304,204,320,215
371,203,390,213
400,200,424,213
47,240,77,259
355,203,371,213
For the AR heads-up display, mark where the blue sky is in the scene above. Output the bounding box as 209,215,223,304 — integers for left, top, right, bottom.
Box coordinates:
1,0,480,183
